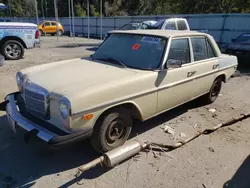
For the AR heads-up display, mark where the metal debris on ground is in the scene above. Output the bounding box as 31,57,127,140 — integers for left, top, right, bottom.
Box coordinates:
162,125,175,135
208,147,215,152
208,108,217,113
75,111,250,175
153,151,160,159
180,133,187,138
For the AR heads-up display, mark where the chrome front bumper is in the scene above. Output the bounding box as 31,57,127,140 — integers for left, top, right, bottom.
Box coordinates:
1,94,92,145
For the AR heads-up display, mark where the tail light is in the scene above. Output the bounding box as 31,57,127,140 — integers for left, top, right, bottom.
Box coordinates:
35,30,39,39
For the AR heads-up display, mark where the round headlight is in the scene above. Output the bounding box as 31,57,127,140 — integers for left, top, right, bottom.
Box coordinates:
16,72,23,91
59,98,71,119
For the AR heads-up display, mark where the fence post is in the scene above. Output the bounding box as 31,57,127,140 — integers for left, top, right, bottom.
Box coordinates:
96,17,98,38
114,17,116,29
82,17,84,37
219,14,228,44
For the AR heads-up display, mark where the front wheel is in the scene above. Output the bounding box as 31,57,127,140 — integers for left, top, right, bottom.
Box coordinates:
1,40,24,60
91,108,132,153
202,77,222,104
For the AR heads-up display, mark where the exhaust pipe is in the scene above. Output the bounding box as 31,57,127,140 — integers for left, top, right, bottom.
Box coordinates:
78,140,147,173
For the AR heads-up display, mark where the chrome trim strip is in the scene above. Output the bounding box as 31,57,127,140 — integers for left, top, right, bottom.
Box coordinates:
73,65,236,117
5,95,56,142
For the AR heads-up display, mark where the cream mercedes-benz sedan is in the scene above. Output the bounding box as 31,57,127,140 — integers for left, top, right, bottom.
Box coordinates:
0,30,238,153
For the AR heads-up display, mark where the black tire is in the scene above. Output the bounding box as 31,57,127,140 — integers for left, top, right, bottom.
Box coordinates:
57,30,63,37
91,107,132,153
202,77,222,104
1,40,24,60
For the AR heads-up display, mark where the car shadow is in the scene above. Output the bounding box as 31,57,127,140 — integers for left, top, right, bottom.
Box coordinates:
0,99,204,188
223,155,250,188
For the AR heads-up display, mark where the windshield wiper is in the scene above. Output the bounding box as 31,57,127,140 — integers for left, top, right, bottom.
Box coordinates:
91,56,127,68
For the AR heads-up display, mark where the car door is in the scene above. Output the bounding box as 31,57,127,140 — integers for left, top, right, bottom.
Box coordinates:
156,38,195,113
51,22,57,33
42,22,51,33
188,37,219,99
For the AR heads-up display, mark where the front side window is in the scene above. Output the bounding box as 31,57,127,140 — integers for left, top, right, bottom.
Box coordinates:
167,38,190,65
51,22,57,26
92,34,167,70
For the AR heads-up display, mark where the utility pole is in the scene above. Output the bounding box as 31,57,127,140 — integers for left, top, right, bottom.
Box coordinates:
87,0,90,40
7,0,12,18
45,0,48,17
41,0,45,21
100,0,102,40
71,0,75,40
53,0,59,41
68,0,72,37
35,0,39,26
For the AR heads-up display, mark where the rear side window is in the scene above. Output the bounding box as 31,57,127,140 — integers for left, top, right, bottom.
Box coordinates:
165,20,177,30
191,38,216,61
51,22,57,26
167,38,190,64
206,40,216,58
191,38,207,61
177,20,187,30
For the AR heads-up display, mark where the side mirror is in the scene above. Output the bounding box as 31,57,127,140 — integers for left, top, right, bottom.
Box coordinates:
231,38,236,42
167,59,182,69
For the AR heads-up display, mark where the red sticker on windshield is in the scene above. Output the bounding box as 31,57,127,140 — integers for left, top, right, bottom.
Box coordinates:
132,44,140,50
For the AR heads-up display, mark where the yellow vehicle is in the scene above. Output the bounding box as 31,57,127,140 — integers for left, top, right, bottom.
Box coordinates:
38,21,64,36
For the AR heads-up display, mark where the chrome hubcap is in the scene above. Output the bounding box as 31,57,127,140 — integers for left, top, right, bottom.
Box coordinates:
5,44,21,58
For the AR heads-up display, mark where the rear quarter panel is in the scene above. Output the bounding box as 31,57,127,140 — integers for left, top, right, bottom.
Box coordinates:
0,25,38,49
217,54,238,81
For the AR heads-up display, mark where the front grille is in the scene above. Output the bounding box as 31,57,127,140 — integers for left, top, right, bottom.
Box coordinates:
24,82,50,119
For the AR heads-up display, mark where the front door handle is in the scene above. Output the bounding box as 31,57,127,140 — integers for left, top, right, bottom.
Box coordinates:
187,71,196,77
213,64,219,69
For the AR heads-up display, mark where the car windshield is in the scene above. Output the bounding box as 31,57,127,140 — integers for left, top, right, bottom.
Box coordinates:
150,20,165,29
92,33,167,70
235,34,250,43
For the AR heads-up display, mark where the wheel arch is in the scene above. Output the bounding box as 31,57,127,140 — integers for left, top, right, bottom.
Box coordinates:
215,73,226,83
94,101,143,127
0,36,27,49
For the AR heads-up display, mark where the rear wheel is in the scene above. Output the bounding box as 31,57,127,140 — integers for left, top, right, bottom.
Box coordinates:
202,77,222,104
1,40,24,60
91,107,132,153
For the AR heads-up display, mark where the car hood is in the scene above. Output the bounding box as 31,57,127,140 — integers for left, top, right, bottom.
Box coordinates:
226,43,250,51
21,58,139,98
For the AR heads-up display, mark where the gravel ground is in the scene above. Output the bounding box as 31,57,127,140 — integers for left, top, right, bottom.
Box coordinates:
0,36,250,188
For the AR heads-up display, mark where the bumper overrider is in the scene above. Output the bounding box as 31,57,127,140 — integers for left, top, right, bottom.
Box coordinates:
0,93,92,145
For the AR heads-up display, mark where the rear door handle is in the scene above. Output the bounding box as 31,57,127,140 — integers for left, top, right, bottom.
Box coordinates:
213,64,219,69
187,71,196,77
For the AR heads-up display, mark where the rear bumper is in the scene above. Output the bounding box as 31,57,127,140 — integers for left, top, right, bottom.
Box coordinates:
0,93,92,145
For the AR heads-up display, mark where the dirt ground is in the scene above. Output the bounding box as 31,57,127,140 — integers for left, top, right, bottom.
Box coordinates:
0,36,250,188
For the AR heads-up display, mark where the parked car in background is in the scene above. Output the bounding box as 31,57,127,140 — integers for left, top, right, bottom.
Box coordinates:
0,30,238,153
104,18,190,40
38,21,64,36
0,22,39,60
221,33,250,68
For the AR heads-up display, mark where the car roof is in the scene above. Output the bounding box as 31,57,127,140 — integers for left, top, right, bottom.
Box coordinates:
109,30,207,38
